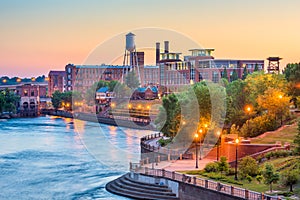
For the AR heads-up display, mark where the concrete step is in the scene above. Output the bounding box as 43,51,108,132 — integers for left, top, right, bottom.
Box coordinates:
106,173,179,200
124,174,168,189
115,179,176,196
119,177,173,193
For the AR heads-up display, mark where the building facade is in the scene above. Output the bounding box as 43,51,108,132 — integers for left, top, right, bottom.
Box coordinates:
16,84,47,117
48,70,66,97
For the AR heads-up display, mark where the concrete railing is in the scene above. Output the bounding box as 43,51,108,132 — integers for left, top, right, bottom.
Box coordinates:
129,164,280,200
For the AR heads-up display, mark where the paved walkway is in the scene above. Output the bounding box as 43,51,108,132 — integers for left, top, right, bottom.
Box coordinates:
143,158,214,172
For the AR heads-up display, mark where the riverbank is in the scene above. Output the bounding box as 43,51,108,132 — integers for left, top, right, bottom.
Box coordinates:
41,109,156,130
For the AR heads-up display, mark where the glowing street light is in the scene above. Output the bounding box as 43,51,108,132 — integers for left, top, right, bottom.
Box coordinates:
278,94,283,99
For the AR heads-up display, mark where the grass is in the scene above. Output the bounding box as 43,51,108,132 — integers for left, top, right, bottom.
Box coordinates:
179,156,300,197
251,120,298,145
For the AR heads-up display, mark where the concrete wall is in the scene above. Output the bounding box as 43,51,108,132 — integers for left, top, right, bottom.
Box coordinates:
178,182,244,200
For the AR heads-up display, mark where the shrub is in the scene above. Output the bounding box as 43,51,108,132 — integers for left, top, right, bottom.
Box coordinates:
256,175,263,184
239,156,259,178
246,175,253,183
204,162,219,173
218,156,229,174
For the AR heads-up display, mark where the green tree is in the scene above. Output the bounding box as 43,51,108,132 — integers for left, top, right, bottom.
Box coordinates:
221,68,228,80
262,163,279,192
257,88,290,125
254,63,259,72
217,156,229,174
125,71,140,89
230,69,239,82
242,66,248,80
51,91,63,110
284,63,300,97
280,170,299,192
294,120,300,154
239,156,259,178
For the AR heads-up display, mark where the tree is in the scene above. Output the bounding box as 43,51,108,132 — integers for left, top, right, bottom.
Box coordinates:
51,91,63,110
242,66,248,80
284,63,300,97
262,163,279,192
218,156,229,174
254,63,259,72
257,88,290,125
239,156,259,178
280,170,299,192
125,71,140,89
230,69,239,82
294,120,300,154
221,68,228,80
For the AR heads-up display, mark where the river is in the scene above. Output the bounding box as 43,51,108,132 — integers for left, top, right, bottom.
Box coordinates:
0,116,154,200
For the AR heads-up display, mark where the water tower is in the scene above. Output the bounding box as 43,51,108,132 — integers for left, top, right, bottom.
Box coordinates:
122,32,141,84
267,57,281,74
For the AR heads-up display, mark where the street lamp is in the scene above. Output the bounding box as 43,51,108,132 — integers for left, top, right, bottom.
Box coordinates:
216,131,221,161
194,133,199,169
199,129,203,160
234,138,239,180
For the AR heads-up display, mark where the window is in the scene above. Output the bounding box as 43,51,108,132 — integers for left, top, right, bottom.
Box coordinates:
24,90,28,96
31,91,34,96
212,71,219,83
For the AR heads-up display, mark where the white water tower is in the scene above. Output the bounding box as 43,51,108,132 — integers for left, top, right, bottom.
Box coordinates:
122,32,141,85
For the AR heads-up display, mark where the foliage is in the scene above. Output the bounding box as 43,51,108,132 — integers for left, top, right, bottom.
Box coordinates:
240,114,279,138
280,169,299,192
204,162,219,173
230,69,239,82
284,62,300,97
221,67,228,80
257,88,290,124
125,71,140,89
157,138,172,147
294,120,300,154
245,72,288,108
246,175,253,183
256,175,263,184
51,91,82,110
0,89,19,113
262,163,279,192
239,156,259,178
201,172,243,185
242,66,248,80
218,156,229,174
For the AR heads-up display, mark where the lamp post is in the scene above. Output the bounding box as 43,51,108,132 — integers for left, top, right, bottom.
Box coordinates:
194,133,199,169
199,129,203,160
216,131,221,161
234,138,239,180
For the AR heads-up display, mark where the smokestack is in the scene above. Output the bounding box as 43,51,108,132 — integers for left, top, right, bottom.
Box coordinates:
164,41,169,53
156,42,160,64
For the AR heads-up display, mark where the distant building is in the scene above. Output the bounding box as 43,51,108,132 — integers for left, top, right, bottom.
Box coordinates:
132,86,158,100
48,71,66,97
16,84,47,117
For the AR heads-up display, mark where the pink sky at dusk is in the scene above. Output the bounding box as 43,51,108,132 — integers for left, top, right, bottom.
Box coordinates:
0,0,299,77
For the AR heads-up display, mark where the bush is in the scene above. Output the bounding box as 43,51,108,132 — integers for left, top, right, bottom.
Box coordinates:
158,138,172,147
239,156,259,178
240,114,279,138
246,175,253,183
202,172,243,186
256,175,263,183
226,168,236,176
204,162,219,173
218,156,229,174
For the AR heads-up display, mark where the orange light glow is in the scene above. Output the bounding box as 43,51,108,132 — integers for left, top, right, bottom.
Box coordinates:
199,129,203,134
217,131,221,136
194,133,199,138
2,79,7,83
279,95,283,99
235,138,239,144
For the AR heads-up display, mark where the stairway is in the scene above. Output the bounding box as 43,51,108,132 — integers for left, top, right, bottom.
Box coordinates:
106,173,179,200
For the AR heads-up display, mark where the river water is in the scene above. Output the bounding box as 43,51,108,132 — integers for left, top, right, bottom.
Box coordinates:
0,116,154,200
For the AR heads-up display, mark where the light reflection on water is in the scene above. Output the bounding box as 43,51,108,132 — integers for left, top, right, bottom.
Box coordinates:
0,116,153,199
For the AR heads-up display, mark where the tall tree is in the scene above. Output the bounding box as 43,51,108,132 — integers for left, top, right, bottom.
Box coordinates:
125,71,140,89
254,63,259,72
221,68,228,80
230,69,239,82
294,120,300,154
280,170,299,192
262,163,279,192
242,66,248,80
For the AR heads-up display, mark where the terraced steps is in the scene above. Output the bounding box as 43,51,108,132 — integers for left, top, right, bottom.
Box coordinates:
106,173,179,200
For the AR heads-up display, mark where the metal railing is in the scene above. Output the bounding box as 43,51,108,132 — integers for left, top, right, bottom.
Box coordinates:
130,164,280,200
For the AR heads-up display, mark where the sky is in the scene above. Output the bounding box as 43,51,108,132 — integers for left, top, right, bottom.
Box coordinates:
0,0,299,77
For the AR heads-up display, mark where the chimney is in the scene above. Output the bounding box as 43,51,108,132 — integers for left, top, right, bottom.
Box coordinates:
156,42,160,64
164,41,169,53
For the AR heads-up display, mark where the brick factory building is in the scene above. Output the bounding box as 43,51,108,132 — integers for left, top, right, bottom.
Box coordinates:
48,70,66,97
